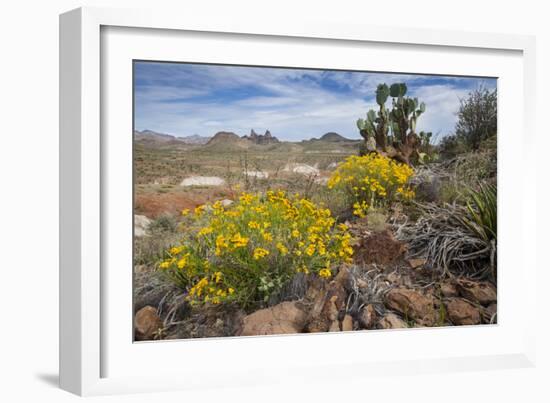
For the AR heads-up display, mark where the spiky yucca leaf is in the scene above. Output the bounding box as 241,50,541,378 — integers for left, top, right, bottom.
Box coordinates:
461,183,497,242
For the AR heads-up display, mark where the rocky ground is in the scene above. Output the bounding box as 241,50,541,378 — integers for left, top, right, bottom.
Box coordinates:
134,218,497,341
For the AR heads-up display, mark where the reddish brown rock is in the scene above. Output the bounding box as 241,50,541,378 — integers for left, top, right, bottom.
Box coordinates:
358,304,377,329
135,306,163,341
440,282,459,298
329,320,340,332
238,301,307,336
378,313,408,329
341,314,354,331
333,265,352,288
305,272,348,333
456,279,497,306
385,288,436,326
445,298,481,325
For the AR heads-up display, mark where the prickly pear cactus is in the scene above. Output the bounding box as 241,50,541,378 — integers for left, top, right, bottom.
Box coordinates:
356,82,427,165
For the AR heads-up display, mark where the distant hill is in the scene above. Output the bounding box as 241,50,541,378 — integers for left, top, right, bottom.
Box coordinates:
135,130,211,145
319,132,352,142
206,131,242,145
179,134,210,145
135,129,181,144
206,130,282,149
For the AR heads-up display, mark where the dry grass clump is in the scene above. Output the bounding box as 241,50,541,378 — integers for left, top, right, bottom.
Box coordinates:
395,196,496,280
340,265,394,317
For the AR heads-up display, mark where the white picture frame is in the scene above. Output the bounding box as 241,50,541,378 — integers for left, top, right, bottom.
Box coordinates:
60,6,537,396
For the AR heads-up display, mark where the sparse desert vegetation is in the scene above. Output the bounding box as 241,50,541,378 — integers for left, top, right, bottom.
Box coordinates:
133,67,497,341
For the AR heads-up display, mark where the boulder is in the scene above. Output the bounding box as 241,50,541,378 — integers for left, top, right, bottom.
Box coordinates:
180,176,226,187
238,301,307,336
329,320,340,332
440,282,459,298
283,163,320,176
135,306,163,341
341,314,354,331
358,304,377,329
134,214,151,237
445,298,481,325
385,288,436,326
456,279,497,306
305,270,348,333
378,313,408,329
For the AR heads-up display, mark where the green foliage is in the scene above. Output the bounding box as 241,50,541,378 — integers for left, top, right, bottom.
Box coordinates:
389,83,407,98
456,86,497,151
438,134,468,159
158,192,354,310
376,83,390,106
357,82,427,165
327,154,415,217
390,92,425,141
460,183,497,242
417,131,437,164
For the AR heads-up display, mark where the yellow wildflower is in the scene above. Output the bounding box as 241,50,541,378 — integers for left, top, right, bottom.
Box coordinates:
198,226,213,236
248,221,261,230
305,244,316,256
276,242,288,256
253,247,270,260
194,205,206,216
319,268,332,278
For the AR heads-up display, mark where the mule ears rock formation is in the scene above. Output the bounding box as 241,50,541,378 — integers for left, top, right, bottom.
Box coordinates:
244,129,280,144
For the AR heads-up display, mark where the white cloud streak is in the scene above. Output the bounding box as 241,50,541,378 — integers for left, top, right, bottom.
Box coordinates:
134,62,496,141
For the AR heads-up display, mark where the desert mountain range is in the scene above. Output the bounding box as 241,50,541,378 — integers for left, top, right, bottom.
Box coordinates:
135,129,355,145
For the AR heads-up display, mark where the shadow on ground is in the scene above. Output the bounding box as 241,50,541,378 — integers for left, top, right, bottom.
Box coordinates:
35,373,59,388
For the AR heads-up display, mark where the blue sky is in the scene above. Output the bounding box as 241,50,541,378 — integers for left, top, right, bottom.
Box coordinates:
134,61,497,142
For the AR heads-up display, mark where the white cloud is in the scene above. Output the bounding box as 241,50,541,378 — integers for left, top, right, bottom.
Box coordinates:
134,63,496,141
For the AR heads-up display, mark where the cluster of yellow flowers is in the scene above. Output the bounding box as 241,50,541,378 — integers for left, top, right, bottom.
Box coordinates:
327,154,415,217
159,190,354,308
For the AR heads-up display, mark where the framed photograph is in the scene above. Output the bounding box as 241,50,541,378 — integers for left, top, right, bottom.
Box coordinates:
60,6,537,396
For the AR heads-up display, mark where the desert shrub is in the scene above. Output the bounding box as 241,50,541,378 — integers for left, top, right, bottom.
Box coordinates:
148,214,178,233
479,133,497,152
158,191,354,309
435,149,496,204
134,215,181,267
415,131,441,164
312,185,351,221
456,86,497,151
327,154,415,217
438,134,468,159
453,151,496,183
